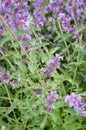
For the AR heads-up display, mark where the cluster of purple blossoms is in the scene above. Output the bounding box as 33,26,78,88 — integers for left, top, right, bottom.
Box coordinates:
58,13,72,32
33,0,86,39
0,67,18,87
58,13,80,39
33,0,64,28
44,54,63,77
0,67,10,84
0,0,32,61
0,0,85,40
66,0,85,21
33,0,48,27
65,93,86,117
0,0,32,40
47,91,58,112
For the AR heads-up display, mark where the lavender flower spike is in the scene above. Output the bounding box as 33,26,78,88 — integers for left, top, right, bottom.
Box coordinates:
44,54,63,77
47,91,58,112
2,73,10,84
65,93,86,118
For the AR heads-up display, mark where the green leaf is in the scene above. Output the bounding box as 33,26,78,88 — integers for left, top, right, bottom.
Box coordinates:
61,74,73,83
50,47,59,55
32,42,49,49
17,29,27,36
10,125,23,130
63,108,75,115
56,100,66,108
0,35,11,47
80,92,86,96
50,112,58,123
40,116,47,129
64,123,82,130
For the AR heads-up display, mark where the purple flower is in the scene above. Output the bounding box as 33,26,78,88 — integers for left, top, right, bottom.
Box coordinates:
0,0,85,41
0,29,3,37
0,67,3,79
65,93,86,118
22,58,27,64
80,43,86,50
80,110,86,117
2,73,10,84
0,68,10,84
10,79,18,88
47,91,58,112
33,89,42,95
2,126,5,130
0,48,3,57
0,67,10,84
72,31,80,40
84,75,86,81
47,104,55,112
0,0,32,41
44,54,63,77
47,91,58,105
54,54,63,66
26,48,30,54
66,0,85,21
44,70,53,77
0,48,3,53
58,12,72,32
47,26,53,31
64,95,70,103
58,13,66,20
32,104,37,109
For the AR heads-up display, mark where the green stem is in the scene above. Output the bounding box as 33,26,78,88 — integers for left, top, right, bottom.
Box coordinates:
30,25,50,56
0,112,30,129
4,84,17,122
57,20,70,57
56,71,66,96
1,51,13,68
72,48,80,89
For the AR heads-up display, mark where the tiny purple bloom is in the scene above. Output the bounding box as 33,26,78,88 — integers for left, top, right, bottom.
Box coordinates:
72,31,80,39
10,79,18,88
32,104,37,109
80,43,86,50
33,89,42,95
2,126,5,130
84,75,86,81
2,73,10,84
22,58,28,64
